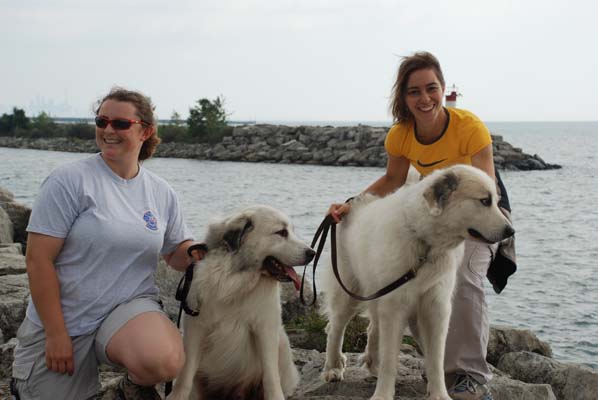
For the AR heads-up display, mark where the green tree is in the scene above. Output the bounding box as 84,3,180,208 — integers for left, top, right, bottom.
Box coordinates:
0,107,30,135
187,96,229,143
28,112,60,138
12,108,29,130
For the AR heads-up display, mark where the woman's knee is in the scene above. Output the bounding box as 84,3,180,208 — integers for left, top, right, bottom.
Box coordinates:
128,342,185,384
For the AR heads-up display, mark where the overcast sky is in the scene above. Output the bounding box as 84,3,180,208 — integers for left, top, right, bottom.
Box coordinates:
1,0,597,123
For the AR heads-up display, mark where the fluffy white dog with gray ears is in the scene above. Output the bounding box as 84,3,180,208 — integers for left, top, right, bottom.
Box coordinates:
321,165,514,400
168,205,315,400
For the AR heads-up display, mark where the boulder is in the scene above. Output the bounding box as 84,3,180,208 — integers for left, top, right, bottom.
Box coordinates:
154,259,184,321
0,273,29,341
0,253,26,276
0,207,13,244
487,325,552,365
498,351,598,400
0,188,15,204
2,201,31,247
0,243,22,255
0,339,17,379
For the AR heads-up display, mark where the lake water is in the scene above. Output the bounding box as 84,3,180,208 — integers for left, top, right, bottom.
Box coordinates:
1,121,597,369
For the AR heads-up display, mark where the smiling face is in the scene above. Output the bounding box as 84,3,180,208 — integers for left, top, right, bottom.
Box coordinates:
405,68,446,126
95,99,150,169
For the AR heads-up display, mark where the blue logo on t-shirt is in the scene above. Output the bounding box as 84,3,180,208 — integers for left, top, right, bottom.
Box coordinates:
143,211,158,231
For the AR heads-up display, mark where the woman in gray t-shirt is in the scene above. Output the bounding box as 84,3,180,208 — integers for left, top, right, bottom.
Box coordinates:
12,88,205,400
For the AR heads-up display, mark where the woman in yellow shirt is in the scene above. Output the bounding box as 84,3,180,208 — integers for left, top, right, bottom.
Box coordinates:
329,51,497,400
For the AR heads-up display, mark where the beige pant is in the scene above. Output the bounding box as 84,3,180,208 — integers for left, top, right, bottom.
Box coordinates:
444,239,497,385
409,240,496,386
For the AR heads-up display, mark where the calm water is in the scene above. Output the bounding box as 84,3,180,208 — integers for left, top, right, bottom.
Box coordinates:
1,121,597,369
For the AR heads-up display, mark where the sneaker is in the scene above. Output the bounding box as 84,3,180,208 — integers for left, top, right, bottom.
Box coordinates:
448,374,493,400
116,375,162,400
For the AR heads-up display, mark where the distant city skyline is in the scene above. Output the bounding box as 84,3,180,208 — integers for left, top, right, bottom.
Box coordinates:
2,1,598,122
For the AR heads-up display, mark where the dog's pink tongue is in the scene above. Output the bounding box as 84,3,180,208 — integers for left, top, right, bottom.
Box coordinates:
285,266,301,291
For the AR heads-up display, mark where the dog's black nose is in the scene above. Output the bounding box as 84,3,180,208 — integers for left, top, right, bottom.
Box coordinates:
305,248,316,263
503,225,515,239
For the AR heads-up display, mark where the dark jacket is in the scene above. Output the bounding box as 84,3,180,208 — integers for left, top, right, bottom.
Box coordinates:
486,169,517,294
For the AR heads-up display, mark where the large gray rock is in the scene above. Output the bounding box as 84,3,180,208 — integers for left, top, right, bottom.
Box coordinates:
0,187,15,204
0,338,17,379
0,273,29,341
2,201,30,248
488,325,552,365
0,253,26,276
154,259,184,321
0,243,22,255
0,207,13,244
498,351,598,400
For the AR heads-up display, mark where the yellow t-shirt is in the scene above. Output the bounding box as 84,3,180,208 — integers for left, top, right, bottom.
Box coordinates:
384,108,492,176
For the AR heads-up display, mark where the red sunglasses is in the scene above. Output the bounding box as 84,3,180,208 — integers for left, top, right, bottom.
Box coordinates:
95,116,149,130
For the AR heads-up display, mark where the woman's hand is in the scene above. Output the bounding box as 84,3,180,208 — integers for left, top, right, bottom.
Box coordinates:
328,202,352,223
164,241,207,271
187,243,207,262
45,331,74,375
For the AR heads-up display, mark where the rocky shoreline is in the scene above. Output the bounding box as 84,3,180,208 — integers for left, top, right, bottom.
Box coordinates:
0,124,561,170
3,186,597,400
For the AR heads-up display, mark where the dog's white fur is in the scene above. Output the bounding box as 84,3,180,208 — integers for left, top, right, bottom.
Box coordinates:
321,165,514,400
168,205,315,400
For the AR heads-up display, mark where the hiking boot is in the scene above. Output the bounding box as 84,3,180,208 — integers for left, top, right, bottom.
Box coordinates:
116,375,162,400
448,374,493,400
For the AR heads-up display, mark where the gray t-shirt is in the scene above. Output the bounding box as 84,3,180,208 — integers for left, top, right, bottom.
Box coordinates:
26,154,193,336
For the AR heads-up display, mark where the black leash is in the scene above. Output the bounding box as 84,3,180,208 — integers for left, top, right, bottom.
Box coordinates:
300,214,421,304
165,242,208,397
299,215,334,305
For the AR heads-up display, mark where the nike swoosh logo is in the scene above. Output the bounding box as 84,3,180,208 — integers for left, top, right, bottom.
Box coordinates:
417,158,447,168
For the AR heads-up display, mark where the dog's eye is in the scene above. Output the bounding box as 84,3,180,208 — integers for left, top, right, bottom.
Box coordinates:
480,196,492,207
275,229,288,238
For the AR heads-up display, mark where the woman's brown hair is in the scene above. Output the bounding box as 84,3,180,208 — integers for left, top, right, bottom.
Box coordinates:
95,87,161,161
389,52,446,123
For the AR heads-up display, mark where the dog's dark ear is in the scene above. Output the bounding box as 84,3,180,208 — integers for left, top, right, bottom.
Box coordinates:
423,171,459,215
222,218,253,252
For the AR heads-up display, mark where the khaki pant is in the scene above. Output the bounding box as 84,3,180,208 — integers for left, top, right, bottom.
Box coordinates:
12,296,165,400
409,240,496,386
444,240,497,385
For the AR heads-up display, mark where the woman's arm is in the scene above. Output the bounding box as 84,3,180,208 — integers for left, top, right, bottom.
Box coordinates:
162,240,207,272
26,232,74,375
471,144,496,181
364,154,411,196
328,154,410,223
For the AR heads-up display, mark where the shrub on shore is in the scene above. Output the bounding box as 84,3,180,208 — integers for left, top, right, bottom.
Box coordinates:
285,308,419,353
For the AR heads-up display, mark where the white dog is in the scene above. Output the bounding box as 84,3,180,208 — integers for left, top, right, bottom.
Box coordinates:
168,205,315,400
321,165,514,400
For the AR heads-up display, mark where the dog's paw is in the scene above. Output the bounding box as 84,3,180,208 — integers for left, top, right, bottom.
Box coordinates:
322,368,345,382
322,353,346,382
359,353,378,377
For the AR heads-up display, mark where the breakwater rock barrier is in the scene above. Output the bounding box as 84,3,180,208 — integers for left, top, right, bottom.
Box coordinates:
0,124,561,171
